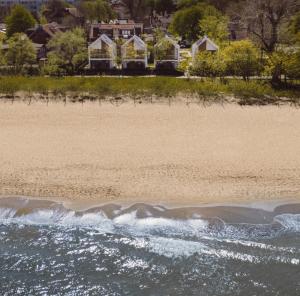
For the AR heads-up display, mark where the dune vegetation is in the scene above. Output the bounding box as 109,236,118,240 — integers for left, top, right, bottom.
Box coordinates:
0,76,299,106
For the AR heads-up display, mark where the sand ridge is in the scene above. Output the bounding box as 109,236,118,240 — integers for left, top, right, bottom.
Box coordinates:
0,100,300,208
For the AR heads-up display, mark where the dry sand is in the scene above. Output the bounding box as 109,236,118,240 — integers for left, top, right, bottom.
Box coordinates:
0,100,300,209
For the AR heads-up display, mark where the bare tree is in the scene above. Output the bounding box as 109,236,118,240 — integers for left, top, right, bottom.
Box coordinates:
229,0,299,52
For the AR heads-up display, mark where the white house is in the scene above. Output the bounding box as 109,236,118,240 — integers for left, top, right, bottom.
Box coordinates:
154,36,180,70
192,36,219,60
121,35,148,69
88,34,117,70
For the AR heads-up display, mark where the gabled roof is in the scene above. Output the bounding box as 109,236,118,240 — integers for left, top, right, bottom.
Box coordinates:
154,35,179,49
192,36,219,52
89,34,116,49
122,35,146,50
28,22,64,39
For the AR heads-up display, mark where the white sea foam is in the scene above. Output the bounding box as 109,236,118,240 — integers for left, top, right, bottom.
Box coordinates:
146,236,261,263
148,237,207,258
0,206,299,244
201,236,297,253
274,214,300,232
0,207,115,233
145,236,300,265
122,258,149,270
112,210,209,237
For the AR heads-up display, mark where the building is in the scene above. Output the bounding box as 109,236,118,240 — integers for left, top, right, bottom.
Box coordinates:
89,20,143,42
43,6,83,27
26,22,66,45
88,34,117,70
121,35,147,70
154,36,180,70
192,36,219,60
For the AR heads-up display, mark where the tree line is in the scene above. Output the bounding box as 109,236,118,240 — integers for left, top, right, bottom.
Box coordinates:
0,0,299,83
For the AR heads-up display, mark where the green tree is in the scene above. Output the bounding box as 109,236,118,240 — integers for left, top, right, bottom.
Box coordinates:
199,14,229,43
6,33,36,73
5,5,36,37
171,6,200,42
223,40,261,80
287,50,300,79
46,28,87,75
170,5,204,42
191,50,226,78
169,3,223,42
0,40,4,65
0,28,4,65
289,12,300,44
78,0,115,22
265,48,292,84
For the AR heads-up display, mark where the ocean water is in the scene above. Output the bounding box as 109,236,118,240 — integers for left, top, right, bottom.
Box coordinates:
0,197,299,296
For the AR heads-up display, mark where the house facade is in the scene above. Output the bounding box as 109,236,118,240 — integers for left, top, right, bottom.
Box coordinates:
121,35,147,69
154,36,180,70
192,36,219,60
88,34,117,70
89,20,143,42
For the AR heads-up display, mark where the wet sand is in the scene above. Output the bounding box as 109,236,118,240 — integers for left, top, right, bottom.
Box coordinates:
0,100,300,209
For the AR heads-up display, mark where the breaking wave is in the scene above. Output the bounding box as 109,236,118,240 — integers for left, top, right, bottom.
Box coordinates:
0,197,300,240
0,197,299,295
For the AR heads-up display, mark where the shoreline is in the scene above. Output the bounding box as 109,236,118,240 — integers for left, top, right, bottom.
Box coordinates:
1,194,300,212
1,101,300,208
1,196,300,226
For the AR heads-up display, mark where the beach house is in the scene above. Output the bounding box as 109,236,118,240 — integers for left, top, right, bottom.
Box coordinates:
88,34,117,70
192,36,218,60
154,36,180,70
121,35,148,70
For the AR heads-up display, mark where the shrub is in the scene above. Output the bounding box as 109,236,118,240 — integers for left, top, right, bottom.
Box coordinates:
191,51,226,78
0,77,299,104
223,40,262,80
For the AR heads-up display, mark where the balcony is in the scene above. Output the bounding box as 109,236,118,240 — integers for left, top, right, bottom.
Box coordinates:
90,50,112,60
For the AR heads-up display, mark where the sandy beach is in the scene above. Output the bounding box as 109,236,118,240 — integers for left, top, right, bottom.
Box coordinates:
0,100,300,209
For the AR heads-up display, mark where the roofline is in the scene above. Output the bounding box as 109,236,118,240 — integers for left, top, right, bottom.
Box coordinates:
89,33,116,48
154,36,180,49
192,36,219,50
122,35,146,47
